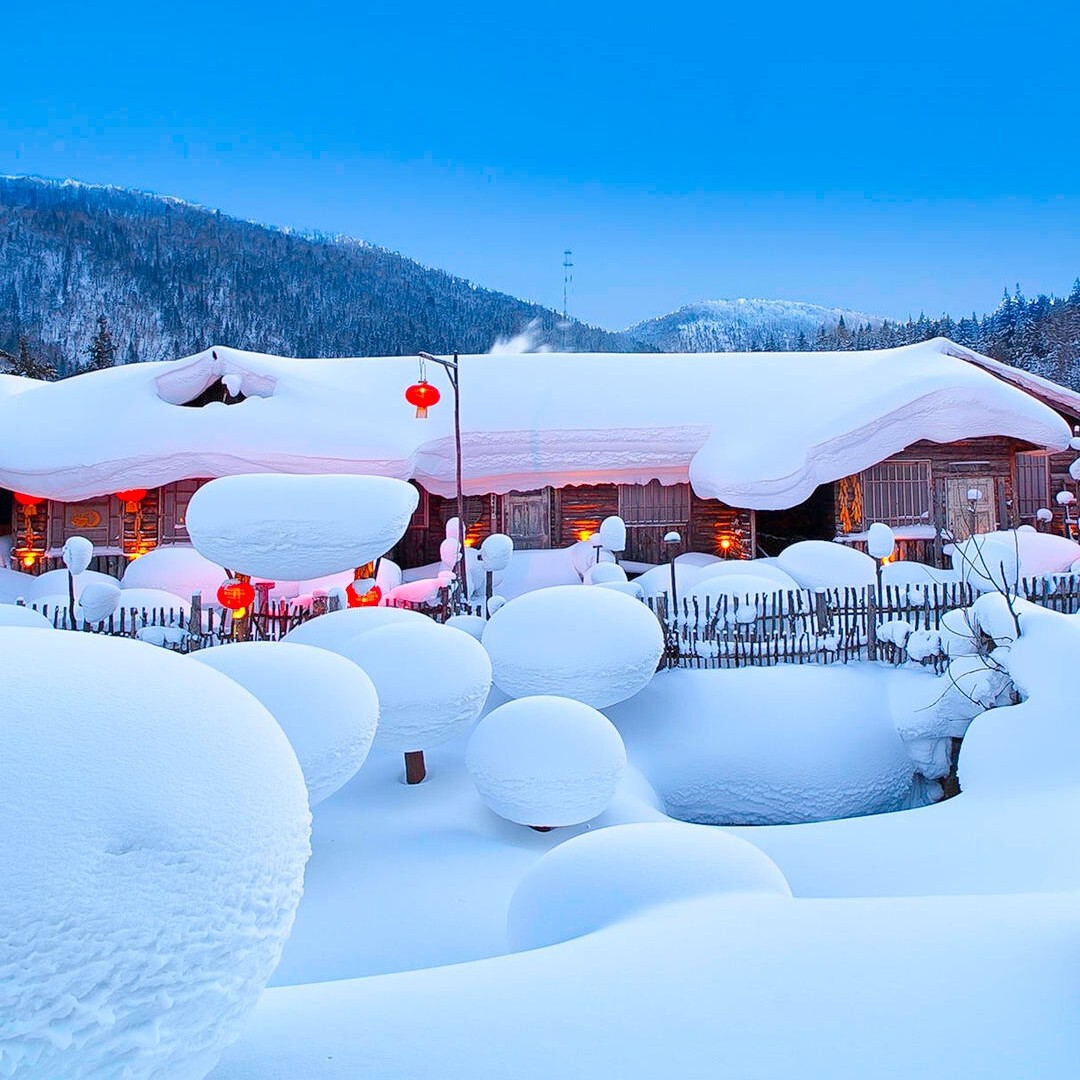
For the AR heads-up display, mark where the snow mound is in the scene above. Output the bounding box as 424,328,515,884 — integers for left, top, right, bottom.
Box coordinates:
466,696,626,828
777,541,876,589
633,561,710,602
445,613,487,640
607,667,916,825
0,603,53,628
192,642,379,806
0,629,310,1079
26,567,119,602
584,561,627,585
507,822,791,950
0,567,34,603
951,529,1080,584
482,586,663,707
686,573,790,622
346,622,492,753
696,560,800,591
122,544,227,600
281,606,430,651
951,535,1020,593
186,473,418,579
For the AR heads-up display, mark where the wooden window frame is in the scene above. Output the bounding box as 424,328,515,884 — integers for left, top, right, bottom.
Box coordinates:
859,460,932,529
617,481,690,527
1015,451,1051,519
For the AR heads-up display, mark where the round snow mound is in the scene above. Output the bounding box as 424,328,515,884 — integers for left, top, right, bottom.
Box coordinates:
347,622,492,753
777,540,876,589
0,629,310,1080
0,602,53,628
508,822,791,950
607,667,916,825
282,605,430,652
192,642,379,806
186,473,419,580
482,586,663,707
122,544,226,600
466,696,627,828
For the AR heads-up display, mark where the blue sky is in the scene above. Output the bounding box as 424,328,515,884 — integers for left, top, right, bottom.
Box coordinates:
2,0,1078,329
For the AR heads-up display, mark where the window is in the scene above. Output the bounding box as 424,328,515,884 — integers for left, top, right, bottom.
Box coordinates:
1016,451,1050,518
618,481,690,526
860,461,931,528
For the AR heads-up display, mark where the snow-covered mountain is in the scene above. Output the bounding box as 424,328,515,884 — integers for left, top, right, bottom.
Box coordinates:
627,298,883,353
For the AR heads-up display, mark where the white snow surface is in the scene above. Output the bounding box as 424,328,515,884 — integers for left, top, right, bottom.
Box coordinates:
951,528,1080,582
466,696,627,828
507,822,791,951
0,602,53,628
186,474,418,580
482,586,664,707
606,666,917,824
0,630,310,1080
345,622,492,754
777,539,877,589
192,642,379,807
281,606,430,651
0,340,1068,509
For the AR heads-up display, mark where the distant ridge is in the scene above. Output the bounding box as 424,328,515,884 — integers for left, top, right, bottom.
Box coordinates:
0,175,645,372
627,298,882,352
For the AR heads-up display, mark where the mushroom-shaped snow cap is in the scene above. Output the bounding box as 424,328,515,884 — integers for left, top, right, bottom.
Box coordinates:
282,605,431,652
347,621,492,753
466,695,626,829
0,629,310,1079
186,473,419,580
482,585,663,707
508,821,791,951
192,641,379,806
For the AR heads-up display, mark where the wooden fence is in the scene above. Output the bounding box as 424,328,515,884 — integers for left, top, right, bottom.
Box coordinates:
648,575,1080,670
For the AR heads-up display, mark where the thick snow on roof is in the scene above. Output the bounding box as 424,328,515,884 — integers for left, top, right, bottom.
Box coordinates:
0,338,1069,508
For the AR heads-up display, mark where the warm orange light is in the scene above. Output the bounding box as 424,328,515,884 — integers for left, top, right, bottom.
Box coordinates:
464,536,477,547
20,553,36,568
578,529,594,542
719,537,732,551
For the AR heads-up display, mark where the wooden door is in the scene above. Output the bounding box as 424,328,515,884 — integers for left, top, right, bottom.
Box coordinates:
502,490,551,549
945,477,997,541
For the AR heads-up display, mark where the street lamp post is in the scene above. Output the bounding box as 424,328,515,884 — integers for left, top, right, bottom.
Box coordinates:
417,351,467,605
663,529,681,643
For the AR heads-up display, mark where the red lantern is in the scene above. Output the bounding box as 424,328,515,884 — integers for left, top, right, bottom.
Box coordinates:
217,579,255,612
115,488,148,506
346,582,382,608
405,380,441,418
13,492,44,508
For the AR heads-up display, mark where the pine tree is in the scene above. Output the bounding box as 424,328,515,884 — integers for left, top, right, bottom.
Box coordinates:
0,336,56,380
85,314,118,370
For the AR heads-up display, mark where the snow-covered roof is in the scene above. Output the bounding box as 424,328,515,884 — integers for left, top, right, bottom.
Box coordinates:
0,338,1070,509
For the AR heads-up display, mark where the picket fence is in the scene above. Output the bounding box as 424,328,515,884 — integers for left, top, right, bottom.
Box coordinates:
648,574,1080,671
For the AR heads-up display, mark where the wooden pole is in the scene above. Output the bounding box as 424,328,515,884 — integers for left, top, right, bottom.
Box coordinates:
453,353,467,607
404,750,426,785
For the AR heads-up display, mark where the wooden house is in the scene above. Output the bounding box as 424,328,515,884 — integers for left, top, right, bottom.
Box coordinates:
0,339,1075,575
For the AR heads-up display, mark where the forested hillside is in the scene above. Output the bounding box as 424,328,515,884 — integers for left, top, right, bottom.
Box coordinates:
0,176,642,373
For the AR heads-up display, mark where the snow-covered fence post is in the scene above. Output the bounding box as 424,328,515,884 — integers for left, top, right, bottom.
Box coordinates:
478,533,513,614
187,592,203,651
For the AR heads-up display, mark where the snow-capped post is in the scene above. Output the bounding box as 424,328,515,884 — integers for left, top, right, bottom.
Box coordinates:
866,522,895,597
479,533,514,609
663,530,681,638
1056,490,1076,540
1035,507,1053,533
598,515,626,563
416,351,467,606
61,535,93,630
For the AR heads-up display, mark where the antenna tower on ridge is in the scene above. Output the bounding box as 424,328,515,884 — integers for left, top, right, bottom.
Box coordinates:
562,249,573,323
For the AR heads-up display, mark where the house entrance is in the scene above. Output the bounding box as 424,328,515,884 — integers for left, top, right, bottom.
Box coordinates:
502,490,551,549
944,477,997,541
753,483,836,557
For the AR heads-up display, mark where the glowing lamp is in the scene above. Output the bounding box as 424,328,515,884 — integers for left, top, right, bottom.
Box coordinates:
577,529,594,542
346,581,382,608
13,492,43,509
115,488,148,512
405,379,441,418
719,537,733,551
20,552,37,568
217,579,255,612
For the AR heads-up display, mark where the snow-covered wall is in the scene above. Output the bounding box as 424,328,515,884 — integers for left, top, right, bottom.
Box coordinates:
0,339,1069,509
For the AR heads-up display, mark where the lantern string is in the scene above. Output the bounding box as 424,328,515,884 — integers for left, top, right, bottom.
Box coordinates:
418,356,427,383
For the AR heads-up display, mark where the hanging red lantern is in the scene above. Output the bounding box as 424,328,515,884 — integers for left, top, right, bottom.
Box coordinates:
346,581,382,608
217,579,255,612
114,488,148,506
13,492,44,508
405,379,441,418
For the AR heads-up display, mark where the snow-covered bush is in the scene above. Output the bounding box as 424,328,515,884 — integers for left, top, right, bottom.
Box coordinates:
0,629,310,1079
597,515,626,554
482,585,664,708
186,473,418,579
584,561,627,586
777,540,876,589
0,603,53,628
345,621,492,779
951,534,1020,594
78,579,122,623
62,534,94,575
507,822,791,950
465,695,626,829
193,642,379,806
